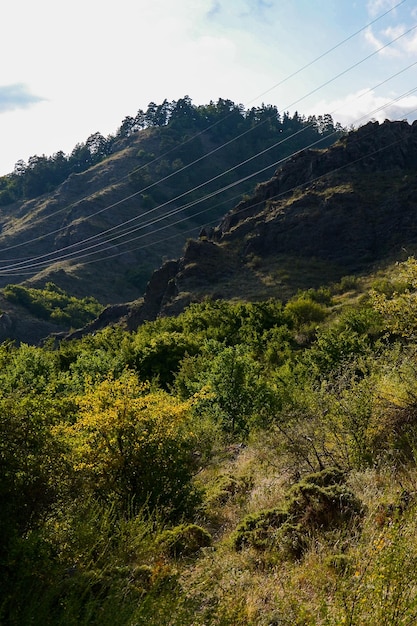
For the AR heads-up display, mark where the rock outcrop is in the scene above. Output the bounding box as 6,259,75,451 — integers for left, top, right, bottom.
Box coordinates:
121,120,417,329
50,119,417,339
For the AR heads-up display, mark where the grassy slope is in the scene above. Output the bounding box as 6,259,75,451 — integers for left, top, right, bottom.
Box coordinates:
4,261,417,625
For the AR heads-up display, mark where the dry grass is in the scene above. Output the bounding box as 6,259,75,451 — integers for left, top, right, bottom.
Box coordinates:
177,431,417,625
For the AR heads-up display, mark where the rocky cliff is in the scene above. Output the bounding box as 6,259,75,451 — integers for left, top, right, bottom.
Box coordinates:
55,119,417,339
124,120,417,325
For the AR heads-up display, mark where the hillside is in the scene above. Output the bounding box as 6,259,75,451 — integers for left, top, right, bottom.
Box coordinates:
0,98,341,310
70,118,417,336
4,115,417,625
3,254,417,625
2,117,416,344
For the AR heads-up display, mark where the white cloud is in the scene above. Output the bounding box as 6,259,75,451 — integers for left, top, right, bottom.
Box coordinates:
364,25,401,56
0,84,43,112
1,0,416,175
364,22,417,57
367,0,400,18
402,28,417,53
308,88,417,128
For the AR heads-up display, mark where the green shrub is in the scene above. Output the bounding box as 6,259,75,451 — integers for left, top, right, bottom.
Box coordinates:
285,296,327,327
333,275,358,293
158,524,212,558
3,282,103,328
232,508,289,552
232,468,363,559
204,472,253,508
285,476,362,530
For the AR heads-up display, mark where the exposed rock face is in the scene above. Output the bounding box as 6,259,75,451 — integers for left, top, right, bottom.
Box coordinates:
59,303,132,341
0,313,13,338
49,119,417,339
202,120,417,273
214,119,417,239
125,260,180,329
121,120,417,328
0,308,64,345
57,260,181,341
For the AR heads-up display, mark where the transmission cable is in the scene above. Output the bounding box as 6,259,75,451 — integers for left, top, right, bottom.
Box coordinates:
2,85,416,276
0,0,409,255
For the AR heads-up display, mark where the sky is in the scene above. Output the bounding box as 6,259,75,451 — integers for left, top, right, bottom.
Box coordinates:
1,0,417,176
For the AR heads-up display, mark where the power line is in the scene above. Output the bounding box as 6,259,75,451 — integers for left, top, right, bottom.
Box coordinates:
0,5,415,280
2,86,416,277
0,0,409,255
2,57,417,276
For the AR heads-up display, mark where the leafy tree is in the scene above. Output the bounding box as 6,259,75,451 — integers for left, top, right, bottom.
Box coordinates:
130,329,200,387
176,343,277,436
58,373,199,516
0,389,68,580
3,282,103,328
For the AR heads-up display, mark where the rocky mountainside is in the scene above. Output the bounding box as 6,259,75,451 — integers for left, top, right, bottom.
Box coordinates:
3,118,417,344
90,119,417,334
0,130,200,305
0,99,340,309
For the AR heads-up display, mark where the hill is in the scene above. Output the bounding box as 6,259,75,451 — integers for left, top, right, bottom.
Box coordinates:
2,117,417,344
4,116,417,625
0,98,341,308
68,118,417,337
3,252,417,625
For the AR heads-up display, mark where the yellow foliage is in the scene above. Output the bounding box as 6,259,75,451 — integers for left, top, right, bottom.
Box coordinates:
56,371,198,511
370,257,417,338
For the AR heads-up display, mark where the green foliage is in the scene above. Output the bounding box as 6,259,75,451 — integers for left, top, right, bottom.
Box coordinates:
333,274,358,293
1,133,114,204
370,257,417,339
204,472,253,508
232,468,362,557
301,306,382,380
0,498,190,626
285,469,363,528
0,341,58,392
177,343,278,436
131,329,200,387
158,524,212,558
273,362,383,471
285,294,328,327
371,349,417,459
4,258,417,624
57,373,200,516
333,513,417,626
232,507,289,552
3,282,103,328
0,392,65,542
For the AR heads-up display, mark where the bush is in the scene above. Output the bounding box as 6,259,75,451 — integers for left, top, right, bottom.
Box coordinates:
232,468,363,558
158,524,212,558
2,282,103,328
232,508,288,552
285,472,363,529
56,373,201,518
204,472,253,508
285,296,327,327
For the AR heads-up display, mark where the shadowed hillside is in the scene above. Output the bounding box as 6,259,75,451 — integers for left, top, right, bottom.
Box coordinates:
0,98,341,308
112,119,417,331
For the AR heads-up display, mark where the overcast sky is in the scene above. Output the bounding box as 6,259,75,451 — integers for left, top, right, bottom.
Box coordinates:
0,0,416,175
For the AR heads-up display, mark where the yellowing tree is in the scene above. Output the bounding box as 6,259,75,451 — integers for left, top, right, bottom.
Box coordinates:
59,373,198,517
371,257,417,339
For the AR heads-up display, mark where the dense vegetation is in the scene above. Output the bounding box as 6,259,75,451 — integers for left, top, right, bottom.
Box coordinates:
2,256,417,624
0,97,343,207
3,282,104,328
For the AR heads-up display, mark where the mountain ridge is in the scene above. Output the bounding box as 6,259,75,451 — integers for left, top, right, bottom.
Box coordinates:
82,118,417,337
3,114,417,344
0,99,340,309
